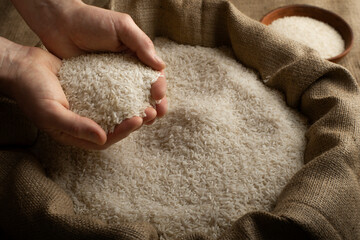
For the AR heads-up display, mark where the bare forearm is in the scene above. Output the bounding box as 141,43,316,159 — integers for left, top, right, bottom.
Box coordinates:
10,0,83,40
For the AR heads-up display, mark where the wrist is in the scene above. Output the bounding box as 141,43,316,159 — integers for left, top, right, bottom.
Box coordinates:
0,37,26,98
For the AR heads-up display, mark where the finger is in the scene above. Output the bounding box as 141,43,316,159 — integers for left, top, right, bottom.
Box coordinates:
106,116,143,146
143,107,157,124
48,131,108,150
151,70,166,100
50,117,141,149
114,13,165,70
156,96,168,118
43,101,107,145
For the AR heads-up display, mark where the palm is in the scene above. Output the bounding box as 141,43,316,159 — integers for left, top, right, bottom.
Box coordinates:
14,47,66,119
12,47,103,147
33,3,167,149
15,46,158,149
9,2,167,149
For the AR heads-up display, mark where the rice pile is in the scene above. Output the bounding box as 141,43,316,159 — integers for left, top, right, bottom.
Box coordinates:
35,38,307,239
268,16,345,59
58,53,161,133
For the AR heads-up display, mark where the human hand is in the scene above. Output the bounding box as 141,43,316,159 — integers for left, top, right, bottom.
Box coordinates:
10,0,167,148
11,0,167,117
0,37,160,149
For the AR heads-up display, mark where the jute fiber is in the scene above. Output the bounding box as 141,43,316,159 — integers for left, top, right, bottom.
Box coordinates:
0,0,359,239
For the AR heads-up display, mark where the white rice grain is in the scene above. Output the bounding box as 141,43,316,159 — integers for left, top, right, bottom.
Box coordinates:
59,53,161,133
36,38,307,239
268,16,345,59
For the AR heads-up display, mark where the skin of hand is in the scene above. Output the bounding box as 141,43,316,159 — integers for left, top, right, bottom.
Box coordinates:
0,37,162,149
8,0,168,149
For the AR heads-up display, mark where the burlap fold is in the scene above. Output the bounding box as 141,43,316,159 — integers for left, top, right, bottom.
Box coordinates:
1,0,359,239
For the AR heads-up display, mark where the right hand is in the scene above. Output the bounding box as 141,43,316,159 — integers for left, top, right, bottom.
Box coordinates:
9,0,168,148
0,37,155,150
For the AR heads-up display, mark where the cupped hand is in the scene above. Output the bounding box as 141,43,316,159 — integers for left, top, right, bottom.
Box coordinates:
36,1,168,124
9,0,168,149
5,42,163,150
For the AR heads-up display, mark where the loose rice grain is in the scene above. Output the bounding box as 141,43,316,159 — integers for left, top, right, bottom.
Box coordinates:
58,53,161,133
35,38,307,239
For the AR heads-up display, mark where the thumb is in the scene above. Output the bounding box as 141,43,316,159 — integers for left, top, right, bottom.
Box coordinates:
44,101,107,145
114,13,165,70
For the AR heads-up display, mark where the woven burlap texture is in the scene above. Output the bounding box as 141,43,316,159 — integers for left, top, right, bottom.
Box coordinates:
0,0,359,239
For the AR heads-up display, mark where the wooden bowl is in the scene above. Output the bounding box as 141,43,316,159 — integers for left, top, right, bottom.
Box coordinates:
260,4,353,63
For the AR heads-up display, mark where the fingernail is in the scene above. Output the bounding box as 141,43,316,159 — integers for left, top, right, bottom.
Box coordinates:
154,54,165,67
155,99,162,104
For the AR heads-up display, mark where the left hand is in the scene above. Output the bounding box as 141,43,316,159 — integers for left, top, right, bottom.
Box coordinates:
10,0,168,149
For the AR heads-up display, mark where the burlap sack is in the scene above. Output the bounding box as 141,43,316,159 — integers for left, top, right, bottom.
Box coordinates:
1,0,359,239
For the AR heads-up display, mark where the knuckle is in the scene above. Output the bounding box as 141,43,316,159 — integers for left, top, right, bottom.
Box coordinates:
119,13,134,28
118,18,133,37
121,13,133,22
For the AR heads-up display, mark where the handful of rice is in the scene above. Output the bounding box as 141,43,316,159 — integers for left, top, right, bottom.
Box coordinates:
58,53,161,133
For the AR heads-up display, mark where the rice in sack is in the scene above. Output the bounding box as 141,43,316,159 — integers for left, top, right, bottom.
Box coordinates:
35,38,307,239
